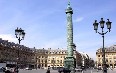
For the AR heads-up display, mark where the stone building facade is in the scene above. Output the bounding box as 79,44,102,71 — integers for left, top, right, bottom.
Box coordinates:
35,48,48,69
0,38,35,68
0,38,92,69
96,45,116,68
79,52,90,68
35,48,86,69
47,48,68,68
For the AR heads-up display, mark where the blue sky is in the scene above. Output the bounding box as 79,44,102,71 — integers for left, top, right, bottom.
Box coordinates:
0,0,116,60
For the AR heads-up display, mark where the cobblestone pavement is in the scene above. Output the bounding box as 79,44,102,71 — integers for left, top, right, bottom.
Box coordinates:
19,69,116,73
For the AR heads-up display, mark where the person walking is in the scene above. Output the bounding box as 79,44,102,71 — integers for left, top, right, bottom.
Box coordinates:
46,68,50,73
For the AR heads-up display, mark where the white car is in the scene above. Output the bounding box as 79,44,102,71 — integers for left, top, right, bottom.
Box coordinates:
25,67,32,70
25,67,29,70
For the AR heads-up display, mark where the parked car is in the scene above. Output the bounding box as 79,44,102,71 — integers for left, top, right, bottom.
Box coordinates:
58,67,71,73
25,67,32,70
58,67,63,72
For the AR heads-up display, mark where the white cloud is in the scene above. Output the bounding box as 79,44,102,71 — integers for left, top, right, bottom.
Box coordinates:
0,34,17,42
74,17,84,23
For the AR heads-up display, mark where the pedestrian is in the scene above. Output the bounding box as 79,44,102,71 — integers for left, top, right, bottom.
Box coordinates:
14,67,19,73
58,68,63,73
46,68,50,73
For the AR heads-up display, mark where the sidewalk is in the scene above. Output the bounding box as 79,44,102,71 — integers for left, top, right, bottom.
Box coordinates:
92,69,116,73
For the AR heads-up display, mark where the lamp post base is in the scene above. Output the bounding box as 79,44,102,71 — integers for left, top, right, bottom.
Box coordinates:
64,56,76,73
103,64,107,73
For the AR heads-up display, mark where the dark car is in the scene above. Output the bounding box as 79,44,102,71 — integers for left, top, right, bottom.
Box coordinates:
63,68,71,73
58,67,72,73
0,68,5,73
58,67,63,73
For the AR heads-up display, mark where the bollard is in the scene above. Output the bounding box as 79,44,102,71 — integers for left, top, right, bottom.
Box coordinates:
82,71,84,73
46,68,50,73
91,70,92,73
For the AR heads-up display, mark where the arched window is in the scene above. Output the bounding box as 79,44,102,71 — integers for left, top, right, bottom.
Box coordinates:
60,60,62,63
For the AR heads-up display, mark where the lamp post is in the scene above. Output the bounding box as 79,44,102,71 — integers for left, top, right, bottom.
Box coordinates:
52,58,55,69
15,27,25,73
36,57,38,70
82,55,84,67
93,18,112,73
34,48,38,70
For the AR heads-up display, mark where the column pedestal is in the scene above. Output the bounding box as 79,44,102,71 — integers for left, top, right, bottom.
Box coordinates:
64,56,76,73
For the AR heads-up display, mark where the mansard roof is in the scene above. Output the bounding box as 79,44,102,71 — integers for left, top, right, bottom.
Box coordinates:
96,45,116,53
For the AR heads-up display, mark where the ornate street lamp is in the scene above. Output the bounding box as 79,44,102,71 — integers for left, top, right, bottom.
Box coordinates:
106,19,112,32
15,27,25,73
34,48,38,70
15,27,25,44
93,20,98,33
93,18,112,73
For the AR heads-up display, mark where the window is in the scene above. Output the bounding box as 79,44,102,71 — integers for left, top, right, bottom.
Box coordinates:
52,52,54,54
45,60,47,63
38,59,40,63
57,60,59,63
42,60,43,63
98,55,100,57
115,60,116,63
106,59,108,62
60,60,62,63
114,56,116,59
45,64,47,67
51,60,55,63
110,60,112,62
106,55,108,57
109,58,112,59
98,59,101,62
